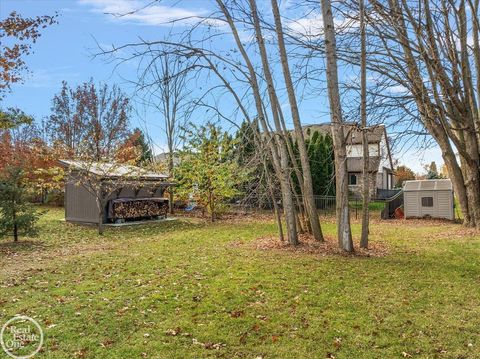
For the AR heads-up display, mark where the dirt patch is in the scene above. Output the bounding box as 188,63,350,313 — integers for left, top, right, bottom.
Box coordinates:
175,210,275,224
374,218,479,239
375,217,460,226
231,233,390,258
434,227,479,239
0,242,117,283
217,212,276,223
0,240,48,256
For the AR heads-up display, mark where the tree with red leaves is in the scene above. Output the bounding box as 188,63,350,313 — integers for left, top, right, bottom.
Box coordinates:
48,80,131,161
0,11,57,97
116,128,153,165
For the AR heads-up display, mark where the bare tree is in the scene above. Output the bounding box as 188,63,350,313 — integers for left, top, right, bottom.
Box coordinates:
269,0,324,241
320,0,354,251
216,0,299,244
358,0,480,228
135,52,191,213
94,0,364,245
359,0,370,248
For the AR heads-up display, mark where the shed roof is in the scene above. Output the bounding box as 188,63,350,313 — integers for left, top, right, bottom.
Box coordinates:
58,160,169,180
403,179,453,191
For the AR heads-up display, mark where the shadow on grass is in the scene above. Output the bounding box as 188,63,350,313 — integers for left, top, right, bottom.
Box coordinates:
0,240,48,256
105,218,206,237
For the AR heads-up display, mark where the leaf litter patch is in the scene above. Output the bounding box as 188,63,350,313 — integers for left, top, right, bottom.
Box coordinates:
232,233,390,258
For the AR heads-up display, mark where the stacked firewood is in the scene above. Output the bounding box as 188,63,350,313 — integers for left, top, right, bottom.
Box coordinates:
113,199,168,219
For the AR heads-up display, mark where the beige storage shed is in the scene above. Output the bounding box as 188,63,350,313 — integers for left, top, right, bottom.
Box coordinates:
59,160,174,224
403,179,454,220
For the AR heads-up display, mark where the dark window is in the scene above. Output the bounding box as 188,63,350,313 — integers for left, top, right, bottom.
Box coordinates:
421,197,433,207
349,173,357,185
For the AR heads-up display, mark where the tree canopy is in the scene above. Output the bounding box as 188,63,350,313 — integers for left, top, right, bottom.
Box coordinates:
47,80,131,160
175,123,248,222
0,11,57,96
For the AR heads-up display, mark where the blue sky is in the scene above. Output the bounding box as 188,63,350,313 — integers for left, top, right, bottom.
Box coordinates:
1,0,211,133
0,1,214,157
0,0,442,173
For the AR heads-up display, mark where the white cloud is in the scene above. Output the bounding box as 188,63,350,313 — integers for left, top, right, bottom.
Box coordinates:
389,84,408,94
280,0,294,11
236,28,255,43
78,0,211,26
286,15,324,39
23,67,80,89
286,13,358,39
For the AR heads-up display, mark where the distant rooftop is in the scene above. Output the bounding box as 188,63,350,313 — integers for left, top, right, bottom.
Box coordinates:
154,152,180,166
302,123,386,145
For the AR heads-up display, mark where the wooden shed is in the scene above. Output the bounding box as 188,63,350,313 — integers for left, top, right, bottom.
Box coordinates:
59,160,174,224
403,179,454,220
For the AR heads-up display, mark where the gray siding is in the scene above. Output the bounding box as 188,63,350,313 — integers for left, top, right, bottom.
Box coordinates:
65,176,170,224
65,181,99,223
436,191,454,220
404,192,420,217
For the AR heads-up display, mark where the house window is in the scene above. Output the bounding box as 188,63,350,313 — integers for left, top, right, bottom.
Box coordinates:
349,173,357,185
421,197,433,207
387,173,392,189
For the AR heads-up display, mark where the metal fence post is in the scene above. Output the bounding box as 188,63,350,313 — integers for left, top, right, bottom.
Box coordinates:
355,197,358,220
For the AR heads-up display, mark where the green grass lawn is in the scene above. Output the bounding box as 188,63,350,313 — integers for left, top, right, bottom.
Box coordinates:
1,207,479,358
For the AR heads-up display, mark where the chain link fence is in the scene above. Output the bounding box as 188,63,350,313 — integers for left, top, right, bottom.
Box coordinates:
230,194,389,219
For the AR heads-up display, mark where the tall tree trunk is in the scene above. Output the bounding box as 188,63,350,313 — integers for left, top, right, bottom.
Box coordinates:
470,0,480,143
216,0,298,244
279,144,299,244
463,157,480,227
97,196,105,235
207,51,289,242
210,194,215,222
168,154,174,214
238,0,300,243
270,0,324,242
388,0,479,227
457,0,480,227
13,209,18,242
320,0,354,252
265,160,284,242
441,148,470,223
98,210,104,235
359,0,370,249
276,104,310,233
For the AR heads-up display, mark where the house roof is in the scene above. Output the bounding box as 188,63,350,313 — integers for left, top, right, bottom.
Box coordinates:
58,160,169,180
403,179,453,191
346,156,381,172
302,123,386,145
154,152,181,166
302,123,394,171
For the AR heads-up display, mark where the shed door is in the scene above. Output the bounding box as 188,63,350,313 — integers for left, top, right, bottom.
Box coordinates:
419,191,435,217
437,191,454,220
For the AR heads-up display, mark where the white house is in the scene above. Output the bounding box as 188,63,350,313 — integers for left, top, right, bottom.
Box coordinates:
302,123,395,196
